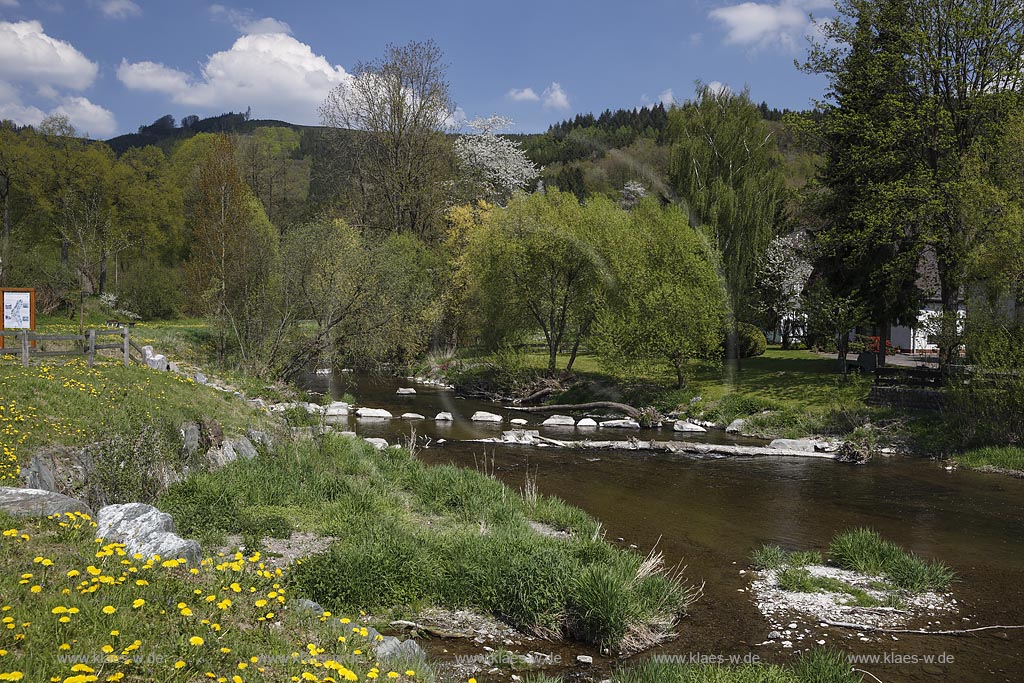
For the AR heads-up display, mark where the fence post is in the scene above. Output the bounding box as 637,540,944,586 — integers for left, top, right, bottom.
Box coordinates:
20,333,29,367
87,329,96,368
122,327,130,367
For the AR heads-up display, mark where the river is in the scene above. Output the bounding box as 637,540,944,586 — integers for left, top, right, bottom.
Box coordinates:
301,373,1024,683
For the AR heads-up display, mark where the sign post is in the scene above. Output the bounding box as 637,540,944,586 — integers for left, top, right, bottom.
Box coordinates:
1,288,36,350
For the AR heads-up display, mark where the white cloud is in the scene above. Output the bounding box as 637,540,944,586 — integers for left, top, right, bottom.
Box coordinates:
506,87,539,102
209,4,291,35
118,33,351,124
0,82,116,137
445,105,467,130
0,20,98,90
116,59,190,94
705,81,731,96
658,88,675,107
709,0,830,51
95,0,141,19
542,81,569,110
0,0,20,7
51,95,117,137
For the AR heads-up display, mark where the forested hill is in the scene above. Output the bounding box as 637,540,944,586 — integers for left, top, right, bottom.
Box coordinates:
105,112,315,155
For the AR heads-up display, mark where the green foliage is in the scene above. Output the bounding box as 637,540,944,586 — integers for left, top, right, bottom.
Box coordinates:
593,199,727,388
116,261,184,320
750,544,787,570
282,406,319,428
736,322,767,358
159,433,695,652
829,528,954,591
668,86,786,314
954,446,1024,472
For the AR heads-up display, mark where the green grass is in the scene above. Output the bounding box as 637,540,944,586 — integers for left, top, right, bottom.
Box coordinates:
0,357,271,485
774,567,901,608
458,347,873,439
158,433,697,653
829,528,955,592
750,544,822,570
0,509,435,683
954,446,1024,473
611,648,860,683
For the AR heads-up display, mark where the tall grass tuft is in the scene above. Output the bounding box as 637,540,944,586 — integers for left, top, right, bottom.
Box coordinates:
750,544,787,570
829,528,955,592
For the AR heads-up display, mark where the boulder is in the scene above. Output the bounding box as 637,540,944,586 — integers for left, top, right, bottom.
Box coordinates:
96,503,201,564
576,418,598,428
229,436,257,460
376,637,426,665
146,353,169,371
205,441,237,469
509,418,529,426
434,412,453,421
20,446,91,494
502,430,540,444
194,371,207,385
396,387,417,395
293,598,324,616
542,415,576,427
673,420,707,433
600,419,640,429
725,418,747,434
364,438,390,450
0,487,92,518
401,413,426,420
356,407,393,419
181,423,201,457
324,402,350,417
304,403,325,415
471,411,503,423
246,429,273,448
769,438,817,453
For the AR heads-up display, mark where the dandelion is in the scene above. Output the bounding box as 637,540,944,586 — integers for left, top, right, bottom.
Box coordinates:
189,636,204,646
102,606,116,615
131,599,145,609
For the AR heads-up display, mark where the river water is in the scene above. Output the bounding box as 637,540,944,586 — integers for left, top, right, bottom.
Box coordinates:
302,373,1024,683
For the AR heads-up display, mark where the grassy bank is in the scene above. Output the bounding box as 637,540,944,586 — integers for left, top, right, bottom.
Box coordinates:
0,357,271,484
0,510,430,683
609,648,860,683
953,446,1024,474
158,434,696,653
449,347,874,440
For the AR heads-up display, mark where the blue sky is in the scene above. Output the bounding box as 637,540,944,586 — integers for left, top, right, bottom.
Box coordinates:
0,0,833,139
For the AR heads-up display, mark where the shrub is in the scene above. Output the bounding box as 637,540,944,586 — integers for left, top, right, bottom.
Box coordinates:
736,322,767,358
116,261,184,320
282,406,319,427
87,407,182,507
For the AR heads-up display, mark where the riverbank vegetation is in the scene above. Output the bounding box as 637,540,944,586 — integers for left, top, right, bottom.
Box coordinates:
3,20,1021,453
0,509,432,683
158,433,697,653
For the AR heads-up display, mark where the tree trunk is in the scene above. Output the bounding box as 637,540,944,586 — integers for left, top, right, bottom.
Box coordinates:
98,248,108,295
0,173,9,285
876,319,888,368
781,319,792,350
672,356,686,389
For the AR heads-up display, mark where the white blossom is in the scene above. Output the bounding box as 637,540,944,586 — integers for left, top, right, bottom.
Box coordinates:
454,115,540,204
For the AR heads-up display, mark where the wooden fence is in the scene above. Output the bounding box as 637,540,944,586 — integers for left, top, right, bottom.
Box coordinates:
0,328,135,368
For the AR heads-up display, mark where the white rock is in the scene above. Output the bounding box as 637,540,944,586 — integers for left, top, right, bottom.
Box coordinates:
502,430,540,444
324,402,350,417
769,439,816,452
396,388,417,395
96,503,201,564
576,655,593,665
600,419,640,429
725,418,747,434
356,408,393,419
542,414,576,427
673,420,707,433
146,354,169,371
434,412,453,421
510,418,528,426
471,411,503,423
401,413,426,420
364,438,390,450
576,418,598,428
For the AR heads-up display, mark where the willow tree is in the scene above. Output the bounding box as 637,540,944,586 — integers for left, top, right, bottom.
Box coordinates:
667,86,786,325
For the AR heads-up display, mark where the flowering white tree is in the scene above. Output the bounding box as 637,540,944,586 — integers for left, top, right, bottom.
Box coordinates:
754,232,813,348
454,115,540,204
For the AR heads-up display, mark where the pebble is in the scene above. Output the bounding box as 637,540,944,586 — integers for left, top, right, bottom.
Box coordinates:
816,640,826,645
788,623,797,629
577,655,594,665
